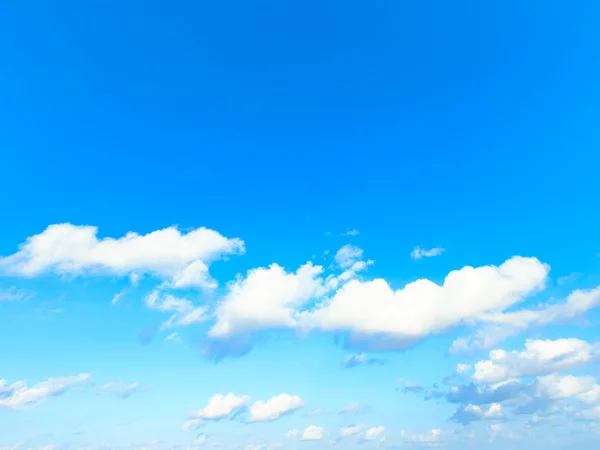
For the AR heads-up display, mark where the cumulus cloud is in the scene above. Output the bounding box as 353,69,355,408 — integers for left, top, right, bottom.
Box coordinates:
342,353,385,368
473,338,600,384
363,426,385,441
144,291,208,330
97,382,140,399
248,394,305,422
341,229,360,237
209,262,325,338
411,247,445,260
301,425,324,441
450,403,504,425
301,256,549,350
189,393,250,421
0,374,90,411
0,223,244,290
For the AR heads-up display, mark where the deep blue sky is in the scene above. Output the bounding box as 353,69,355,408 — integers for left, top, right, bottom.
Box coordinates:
1,2,600,449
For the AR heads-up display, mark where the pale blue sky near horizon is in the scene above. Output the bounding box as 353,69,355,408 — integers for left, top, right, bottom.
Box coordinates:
1,1,600,449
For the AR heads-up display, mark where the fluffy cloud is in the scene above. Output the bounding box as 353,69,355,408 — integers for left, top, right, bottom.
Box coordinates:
0,223,244,290
248,394,305,422
301,256,549,349
189,393,250,420
411,246,445,260
335,245,364,269
0,374,90,411
363,426,385,441
342,354,385,368
302,425,324,441
209,262,325,338
473,339,600,384
534,373,600,404
97,382,140,399
452,287,600,352
144,291,208,330
450,403,504,425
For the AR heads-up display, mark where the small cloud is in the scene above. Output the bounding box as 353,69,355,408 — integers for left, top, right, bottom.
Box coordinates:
341,229,360,237
49,308,64,314
301,425,324,441
111,289,127,305
339,402,368,415
342,354,385,368
411,246,445,260
97,382,141,399
557,273,580,285
165,332,181,344
0,286,33,302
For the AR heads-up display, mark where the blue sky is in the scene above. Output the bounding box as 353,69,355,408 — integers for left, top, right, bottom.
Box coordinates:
1,1,600,449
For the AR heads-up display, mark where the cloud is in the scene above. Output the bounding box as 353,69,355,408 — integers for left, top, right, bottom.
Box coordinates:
0,374,90,411
248,394,305,422
400,429,442,443
363,426,385,441
342,353,385,368
144,291,208,330
164,332,181,343
208,262,325,338
452,287,600,352
341,229,360,237
339,402,366,415
472,338,600,384
0,286,32,302
97,382,140,399
340,424,365,437
335,245,364,269
450,403,504,425
301,425,324,441
192,434,208,446
301,256,549,350
410,247,445,260
0,223,244,290
285,429,300,438
111,289,127,305
189,393,250,421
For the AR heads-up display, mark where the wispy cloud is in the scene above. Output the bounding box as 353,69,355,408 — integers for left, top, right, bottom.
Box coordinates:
410,246,445,260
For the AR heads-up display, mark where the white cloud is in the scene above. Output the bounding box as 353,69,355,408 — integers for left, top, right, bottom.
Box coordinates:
111,289,127,305
192,434,208,446
473,338,600,384
248,394,305,422
342,353,384,368
401,429,442,443
340,424,365,437
452,287,600,352
456,364,472,375
164,332,181,343
335,245,364,269
451,403,504,425
411,246,445,260
0,374,90,411
144,291,208,330
301,425,324,441
285,429,300,438
97,382,140,399
301,256,549,349
0,286,31,302
340,402,364,415
0,223,244,290
189,393,250,420
534,373,600,404
341,229,360,237
363,426,385,441
209,262,325,338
